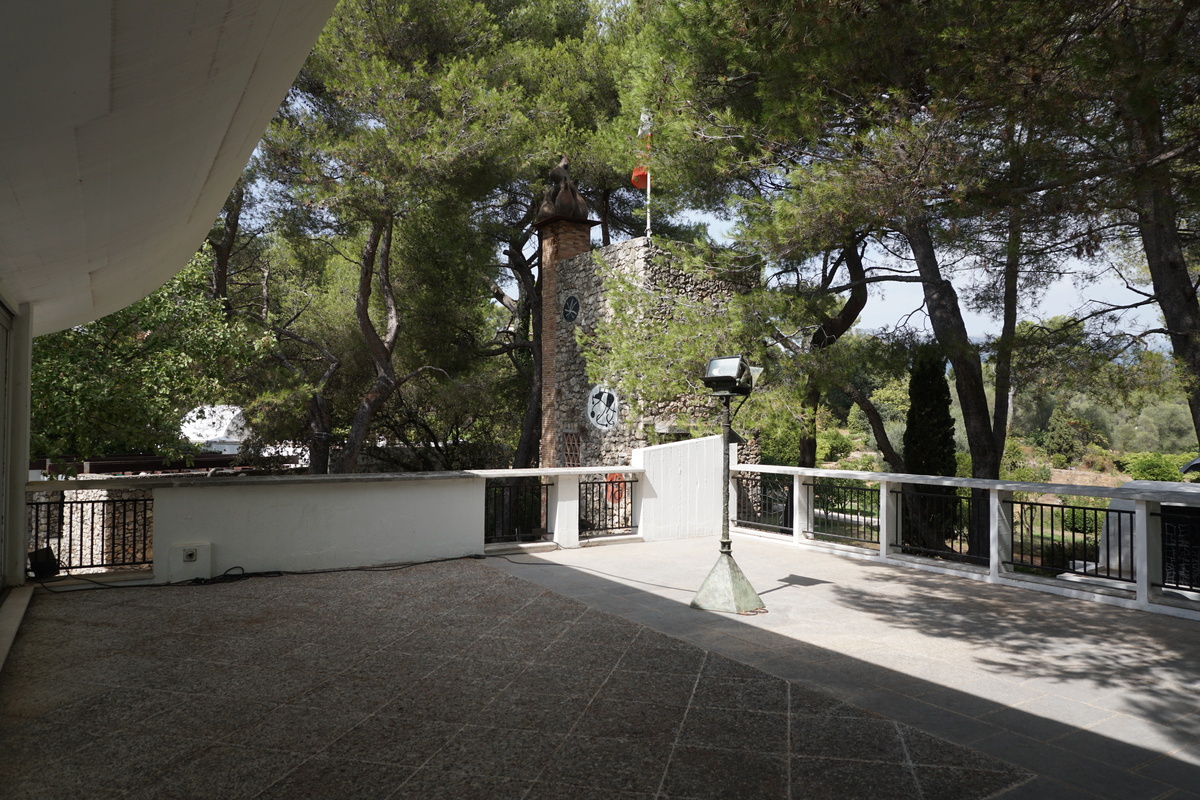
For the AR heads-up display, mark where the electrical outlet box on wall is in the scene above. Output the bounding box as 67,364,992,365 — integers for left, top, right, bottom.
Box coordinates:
168,543,212,582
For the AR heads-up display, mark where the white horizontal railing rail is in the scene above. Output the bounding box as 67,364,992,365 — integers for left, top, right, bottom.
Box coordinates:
731,459,1200,620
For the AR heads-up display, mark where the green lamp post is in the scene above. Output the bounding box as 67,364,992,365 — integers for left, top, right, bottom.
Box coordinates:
691,355,766,614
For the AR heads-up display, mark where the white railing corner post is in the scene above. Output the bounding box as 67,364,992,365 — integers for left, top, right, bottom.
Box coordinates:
990,488,1013,581
878,479,895,559
553,474,580,549
1134,499,1160,606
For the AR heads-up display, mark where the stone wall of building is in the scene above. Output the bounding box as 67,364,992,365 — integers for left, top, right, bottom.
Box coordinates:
546,236,754,467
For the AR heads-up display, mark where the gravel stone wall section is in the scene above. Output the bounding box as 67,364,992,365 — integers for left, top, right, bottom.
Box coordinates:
548,236,758,467
26,482,154,573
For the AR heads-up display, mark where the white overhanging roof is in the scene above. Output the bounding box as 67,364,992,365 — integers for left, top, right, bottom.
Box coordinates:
0,0,338,336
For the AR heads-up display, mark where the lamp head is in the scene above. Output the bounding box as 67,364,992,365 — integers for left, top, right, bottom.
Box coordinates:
702,355,755,396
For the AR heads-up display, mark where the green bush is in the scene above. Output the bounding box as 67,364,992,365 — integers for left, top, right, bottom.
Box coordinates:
1081,444,1114,473
759,427,800,466
1119,452,1180,482
1051,453,1068,469
1060,506,1101,534
954,452,972,478
837,453,879,472
847,405,870,436
817,430,854,462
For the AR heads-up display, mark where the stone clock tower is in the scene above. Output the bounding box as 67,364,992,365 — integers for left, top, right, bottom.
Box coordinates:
533,156,597,468
533,157,741,468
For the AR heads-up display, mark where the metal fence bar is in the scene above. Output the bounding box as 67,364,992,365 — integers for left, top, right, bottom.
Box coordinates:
484,478,549,544
811,479,879,547
578,475,638,538
1006,499,1133,582
733,474,793,535
26,496,154,572
894,487,987,566
1161,507,1200,592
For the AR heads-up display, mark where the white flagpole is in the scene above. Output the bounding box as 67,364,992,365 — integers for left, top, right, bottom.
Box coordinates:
638,109,653,239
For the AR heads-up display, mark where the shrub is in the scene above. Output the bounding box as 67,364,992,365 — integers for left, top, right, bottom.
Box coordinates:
1081,444,1114,473
1059,506,1101,534
837,453,879,472
955,452,972,478
759,427,800,466
817,430,854,462
1051,453,1068,469
1120,452,1180,482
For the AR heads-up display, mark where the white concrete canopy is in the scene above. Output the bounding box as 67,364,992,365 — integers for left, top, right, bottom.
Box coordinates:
0,0,338,336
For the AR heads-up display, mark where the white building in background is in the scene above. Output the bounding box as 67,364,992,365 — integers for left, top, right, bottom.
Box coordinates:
181,406,249,456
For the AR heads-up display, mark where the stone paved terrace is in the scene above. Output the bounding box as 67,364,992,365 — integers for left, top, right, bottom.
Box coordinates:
0,533,1195,798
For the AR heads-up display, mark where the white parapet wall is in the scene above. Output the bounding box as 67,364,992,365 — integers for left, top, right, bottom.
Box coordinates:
153,473,486,581
632,435,724,541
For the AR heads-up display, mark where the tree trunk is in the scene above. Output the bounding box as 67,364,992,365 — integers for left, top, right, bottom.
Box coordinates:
507,239,542,469
904,218,1000,480
795,241,870,467
307,392,334,475
797,378,820,467
335,216,402,473
207,181,244,317
1121,105,1200,445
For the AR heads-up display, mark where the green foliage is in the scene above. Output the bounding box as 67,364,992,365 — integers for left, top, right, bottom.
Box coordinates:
816,430,854,463
837,453,879,472
955,452,973,479
1118,452,1183,482
759,426,800,467
1055,496,1106,535
1044,406,1109,465
31,253,261,460
903,347,956,478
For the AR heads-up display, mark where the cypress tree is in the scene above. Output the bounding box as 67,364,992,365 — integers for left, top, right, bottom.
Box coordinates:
904,345,957,477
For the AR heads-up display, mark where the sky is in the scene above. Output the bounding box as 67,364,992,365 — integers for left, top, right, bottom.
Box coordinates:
692,216,1165,344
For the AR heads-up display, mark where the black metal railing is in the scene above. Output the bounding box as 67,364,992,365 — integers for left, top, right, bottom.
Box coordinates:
894,486,987,566
579,474,637,538
484,478,549,544
1161,506,1200,592
1008,499,1133,582
811,479,879,547
733,474,793,535
27,494,153,574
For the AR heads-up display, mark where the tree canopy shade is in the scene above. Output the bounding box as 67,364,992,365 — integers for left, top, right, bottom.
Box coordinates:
30,254,261,462
211,0,687,473
620,0,1200,473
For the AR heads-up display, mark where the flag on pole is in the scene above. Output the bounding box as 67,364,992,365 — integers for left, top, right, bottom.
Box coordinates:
631,110,652,189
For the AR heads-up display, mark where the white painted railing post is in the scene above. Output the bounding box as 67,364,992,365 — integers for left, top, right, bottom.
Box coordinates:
878,479,895,559
792,474,812,544
728,442,738,531
1134,499,1160,606
553,474,580,549
990,489,1013,581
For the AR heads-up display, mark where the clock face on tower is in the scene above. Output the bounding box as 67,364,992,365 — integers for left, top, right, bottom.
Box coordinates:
563,295,580,322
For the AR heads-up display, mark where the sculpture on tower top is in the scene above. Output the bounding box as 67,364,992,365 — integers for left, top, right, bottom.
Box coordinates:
536,154,590,222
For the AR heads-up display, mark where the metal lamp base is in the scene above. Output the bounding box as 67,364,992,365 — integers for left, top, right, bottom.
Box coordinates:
691,552,766,614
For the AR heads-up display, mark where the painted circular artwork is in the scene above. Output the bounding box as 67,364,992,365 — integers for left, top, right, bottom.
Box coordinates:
585,385,619,430
563,295,580,322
